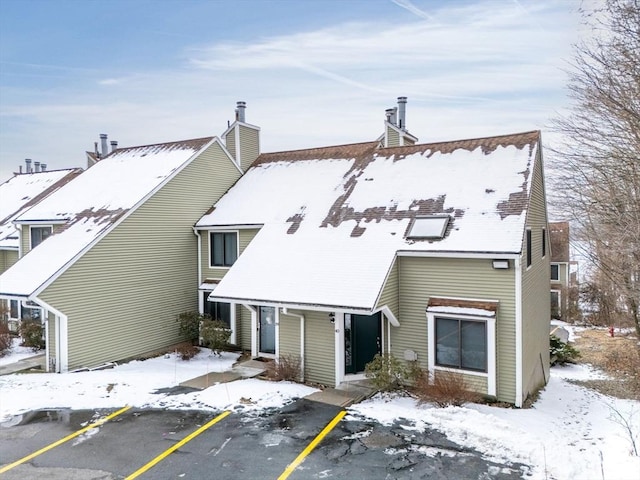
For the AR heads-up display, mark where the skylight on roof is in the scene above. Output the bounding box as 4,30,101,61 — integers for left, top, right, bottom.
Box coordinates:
407,216,450,239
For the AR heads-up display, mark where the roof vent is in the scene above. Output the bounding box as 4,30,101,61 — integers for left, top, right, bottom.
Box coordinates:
385,107,397,126
235,101,246,123
100,134,108,157
34,161,41,173
25,159,32,173
110,140,118,152
41,163,47,171
397,96,407,130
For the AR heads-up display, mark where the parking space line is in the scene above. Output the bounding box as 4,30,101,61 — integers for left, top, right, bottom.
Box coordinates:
0,405,131,473
277,409,347,480
124,410,231,480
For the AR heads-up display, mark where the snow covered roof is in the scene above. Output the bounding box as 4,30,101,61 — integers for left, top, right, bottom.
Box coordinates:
199,131,541,311
0,169,82,250
426,297,499,317
0,137,214,297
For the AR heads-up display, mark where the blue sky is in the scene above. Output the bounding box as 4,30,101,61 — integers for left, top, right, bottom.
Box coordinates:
0,0,585,182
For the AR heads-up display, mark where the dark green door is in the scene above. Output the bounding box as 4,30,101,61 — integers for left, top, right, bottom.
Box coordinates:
345,313,381,374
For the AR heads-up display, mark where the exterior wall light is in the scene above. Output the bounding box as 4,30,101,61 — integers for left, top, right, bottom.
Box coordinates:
492,259,510,269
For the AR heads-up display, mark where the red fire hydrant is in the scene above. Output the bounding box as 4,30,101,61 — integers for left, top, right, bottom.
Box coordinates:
609,326,615,337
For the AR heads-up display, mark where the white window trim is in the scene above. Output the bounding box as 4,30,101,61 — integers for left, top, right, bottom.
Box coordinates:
208,230,239,269
426,311,496,397
29,224,53,250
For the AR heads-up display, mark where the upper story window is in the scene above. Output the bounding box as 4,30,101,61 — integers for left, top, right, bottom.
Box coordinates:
542,228,547,258
407,216,449,240
550,264,560,281
210,231,238,267
526,229,532,267
31,226,52,249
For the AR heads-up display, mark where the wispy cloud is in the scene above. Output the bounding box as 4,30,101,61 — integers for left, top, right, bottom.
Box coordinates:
390,0,435,21
0,1,581,182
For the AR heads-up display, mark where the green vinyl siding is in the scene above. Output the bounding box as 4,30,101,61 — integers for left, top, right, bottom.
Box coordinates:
395,256,517,403
375,259,398,319
386,126,400,147
521,147,551,401
279,309,302,360
46,312,55,371
238,305,253,351
20,228,30,256
39,141,242,370
301,310,335,386
239,125,260,172
200,228,260,282
0,250,18,274
225,129,237,164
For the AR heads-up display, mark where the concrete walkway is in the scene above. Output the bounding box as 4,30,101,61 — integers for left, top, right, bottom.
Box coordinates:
180,358,377,407
0,354,45,375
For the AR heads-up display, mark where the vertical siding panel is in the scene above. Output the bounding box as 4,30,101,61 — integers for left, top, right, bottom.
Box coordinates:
239,126,260,172
279,309,301,360
303,310,335,386
39,142,242,370
521,148,551,401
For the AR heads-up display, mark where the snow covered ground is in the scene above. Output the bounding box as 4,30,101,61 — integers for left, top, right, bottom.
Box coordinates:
0,343,638,480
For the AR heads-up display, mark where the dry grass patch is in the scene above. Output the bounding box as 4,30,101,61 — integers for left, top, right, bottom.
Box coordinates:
413,369,482,407
572,328,640,400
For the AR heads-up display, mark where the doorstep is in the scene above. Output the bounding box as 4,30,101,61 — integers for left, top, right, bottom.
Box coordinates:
304,379,377,407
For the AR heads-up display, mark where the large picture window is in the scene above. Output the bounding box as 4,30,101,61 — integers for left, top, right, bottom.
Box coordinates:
210,232,238,267
435,317,487,372
31,226,52,249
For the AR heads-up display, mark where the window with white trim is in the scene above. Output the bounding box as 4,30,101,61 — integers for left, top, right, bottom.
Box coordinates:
210,232,238,267
204,295,231,328
31,226,52,249
550,290,561,318
526,229,532,267
435,317,487,372
550,264,560,281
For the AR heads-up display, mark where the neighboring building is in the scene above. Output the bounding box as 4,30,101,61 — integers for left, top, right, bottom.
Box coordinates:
549,221,571,319
0,103,256,372
0,164,82,329
195,99,550,407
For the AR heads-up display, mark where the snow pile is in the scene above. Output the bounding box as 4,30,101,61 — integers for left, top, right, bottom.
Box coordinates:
349,364,640,480
0,338,39,366
0,349,317,422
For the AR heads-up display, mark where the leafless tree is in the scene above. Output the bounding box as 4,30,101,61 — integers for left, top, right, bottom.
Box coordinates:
551,0,640,336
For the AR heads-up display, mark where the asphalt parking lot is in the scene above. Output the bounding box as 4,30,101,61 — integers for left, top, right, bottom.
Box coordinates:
0,399,527,479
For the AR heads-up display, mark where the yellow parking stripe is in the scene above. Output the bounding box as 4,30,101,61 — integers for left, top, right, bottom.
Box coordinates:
277,409,347,480
125,410,231,480
0,405,131,473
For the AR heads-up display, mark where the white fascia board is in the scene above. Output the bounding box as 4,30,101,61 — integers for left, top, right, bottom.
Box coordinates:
209,295,373,314
0,246,19,251
0,293,29,300
14,219,68,225
198,224,264,231
32,137,221,298
397,251,519,259
214,135,244,175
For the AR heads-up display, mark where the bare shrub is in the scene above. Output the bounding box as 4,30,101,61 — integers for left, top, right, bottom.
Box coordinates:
0,322,12,357
177,344,200,361
414,369,481,407
200,319,231,356
266,354,301,382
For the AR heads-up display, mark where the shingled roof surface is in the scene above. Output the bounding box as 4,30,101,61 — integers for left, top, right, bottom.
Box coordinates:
0,137,213,297
198,130,541,311
0,169,82,249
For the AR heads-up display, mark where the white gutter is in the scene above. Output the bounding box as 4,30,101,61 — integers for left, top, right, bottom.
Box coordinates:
282,308,305,382
397,251,519,259
515,255,523,407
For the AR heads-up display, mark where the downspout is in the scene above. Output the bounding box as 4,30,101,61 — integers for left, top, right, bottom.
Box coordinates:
282,308,305,382
193,227,202,300
515,256,523,407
